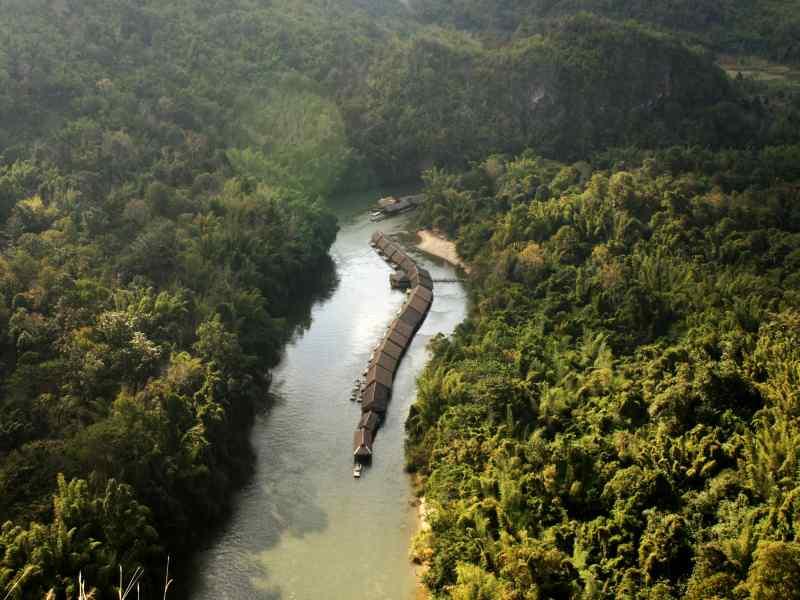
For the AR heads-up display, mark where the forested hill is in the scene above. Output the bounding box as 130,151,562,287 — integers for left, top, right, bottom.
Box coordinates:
354,15,750,181
0,0,775,186
407,145,800,598
408,0,800,64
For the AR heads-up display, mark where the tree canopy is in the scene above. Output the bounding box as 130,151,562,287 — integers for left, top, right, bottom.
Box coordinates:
407,146,800,598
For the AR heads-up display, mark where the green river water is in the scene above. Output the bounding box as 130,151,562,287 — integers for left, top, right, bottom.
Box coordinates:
189,191,468,599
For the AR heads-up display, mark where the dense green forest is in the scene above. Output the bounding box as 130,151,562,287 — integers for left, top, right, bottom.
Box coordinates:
409,0,800,64
2,0,800,597
401,7,800,596
407,147,800,598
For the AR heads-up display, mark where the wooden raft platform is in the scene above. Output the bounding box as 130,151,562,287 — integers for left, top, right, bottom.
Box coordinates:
352,231,434,469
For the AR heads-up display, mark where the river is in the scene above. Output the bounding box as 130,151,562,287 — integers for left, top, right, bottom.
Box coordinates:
189,190,468,599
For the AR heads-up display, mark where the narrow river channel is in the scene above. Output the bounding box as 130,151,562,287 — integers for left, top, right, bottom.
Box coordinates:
189,190,468,599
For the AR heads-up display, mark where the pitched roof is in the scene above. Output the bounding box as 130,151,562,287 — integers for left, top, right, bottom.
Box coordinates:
359,411,381,432
384,244,400,260
373,351,398,374
391,319,414,338
387,328,409,349
413,286,433,303
388,246,405,261
367,363,393,388
399,306,423,328
416,276,433,290
398,256,415,272
362,381,391,412
411,269,434,289
409,295,430,315
353,429,373,456
390,272,410,286
379,337,404,360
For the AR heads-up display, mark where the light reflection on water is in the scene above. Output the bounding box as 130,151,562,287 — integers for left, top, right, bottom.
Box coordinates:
190,192,468,600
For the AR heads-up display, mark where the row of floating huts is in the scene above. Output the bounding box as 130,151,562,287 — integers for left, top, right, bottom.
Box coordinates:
353,231,434,471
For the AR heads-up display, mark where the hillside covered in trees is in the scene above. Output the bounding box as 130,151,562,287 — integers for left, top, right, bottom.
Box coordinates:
407,147,800,597
1,0,800,597
409,0,800,64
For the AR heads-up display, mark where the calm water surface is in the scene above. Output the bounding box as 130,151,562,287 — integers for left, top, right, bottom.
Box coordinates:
190,190,468,599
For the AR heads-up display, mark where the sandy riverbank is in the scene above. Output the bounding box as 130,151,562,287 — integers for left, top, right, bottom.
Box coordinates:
411,482,432,600
416,230,471,274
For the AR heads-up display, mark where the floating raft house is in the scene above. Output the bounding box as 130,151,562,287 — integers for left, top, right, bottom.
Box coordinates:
354,231,434,467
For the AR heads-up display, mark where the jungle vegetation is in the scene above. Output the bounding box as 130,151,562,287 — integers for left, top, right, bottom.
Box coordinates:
0,0,799,597
407,146,800,598
409,0,800,65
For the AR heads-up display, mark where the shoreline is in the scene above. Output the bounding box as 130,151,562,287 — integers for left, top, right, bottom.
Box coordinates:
410,475,431,600
416,229,471,274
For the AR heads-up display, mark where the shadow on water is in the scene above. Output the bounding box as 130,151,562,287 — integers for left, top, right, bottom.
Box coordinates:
180,405,331,598
176,257,338,600
279,254,340,348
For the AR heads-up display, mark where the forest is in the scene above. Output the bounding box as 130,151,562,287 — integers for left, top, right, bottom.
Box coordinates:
409,0,800,64
402,4,800,600
1,0,800,597
407,144,800,598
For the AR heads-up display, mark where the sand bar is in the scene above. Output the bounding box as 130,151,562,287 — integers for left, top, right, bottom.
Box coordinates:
416,230,471,273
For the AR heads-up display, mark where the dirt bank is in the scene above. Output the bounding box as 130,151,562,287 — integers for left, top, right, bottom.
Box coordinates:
416,230,471,274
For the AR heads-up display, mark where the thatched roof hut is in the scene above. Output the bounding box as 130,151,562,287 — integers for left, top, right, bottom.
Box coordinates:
367,363,393,388
391,319,414,339
410,267,434,289
362,381,390,413
398,256,415,273
373,350,398,374
379,337,404,360
387,328,409,349
399,306,424,329
384,243,400,260
390,253,408,269
390,271,410,289
416,275,434,290
414,286,433,303
353,428,373,460
409,295,430,316
359,411,381,432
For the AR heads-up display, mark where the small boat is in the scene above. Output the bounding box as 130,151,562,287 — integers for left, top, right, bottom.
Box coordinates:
353,463,363,478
